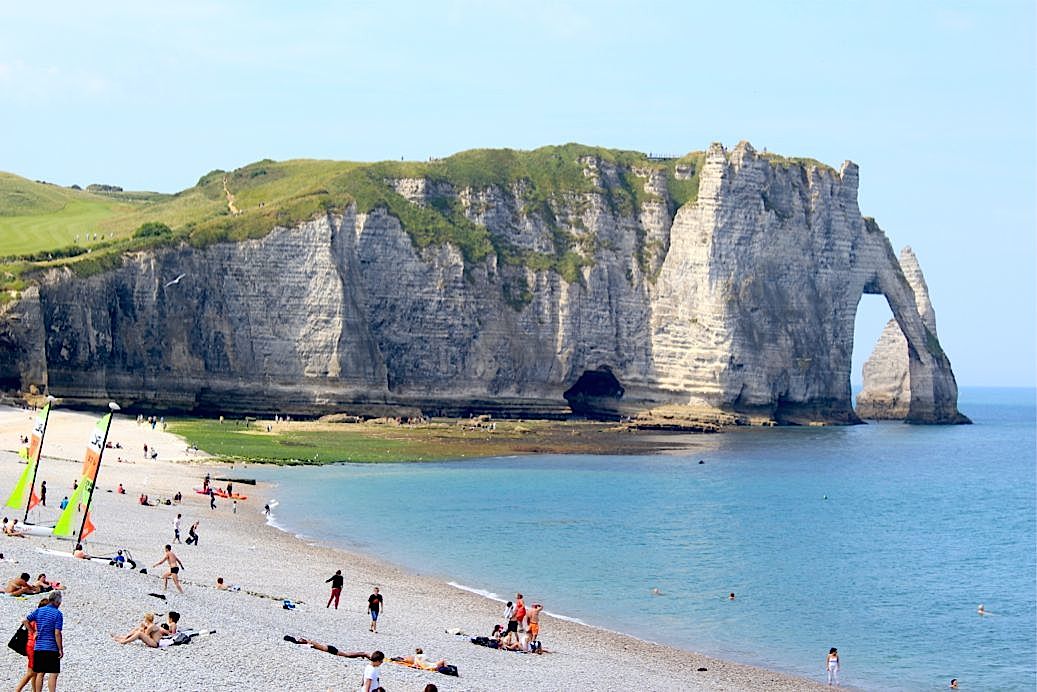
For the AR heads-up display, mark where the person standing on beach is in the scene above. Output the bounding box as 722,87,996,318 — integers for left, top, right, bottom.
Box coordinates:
361,651,385,691
23,590,62,692
39,481,46,507
367,587,383,632
209,489,216,510
185,521,199,546
509,593,526,636
153,545,185,594
527,603,543,643
173,514,182,543
826,647,840,686
326,570,344,609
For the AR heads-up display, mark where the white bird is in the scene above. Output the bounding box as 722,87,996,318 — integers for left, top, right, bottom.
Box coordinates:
163,273,186,288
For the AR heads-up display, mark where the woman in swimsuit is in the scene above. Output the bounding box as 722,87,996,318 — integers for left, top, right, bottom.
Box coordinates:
826,647,840,686
35,574,64,592
113,612,163,647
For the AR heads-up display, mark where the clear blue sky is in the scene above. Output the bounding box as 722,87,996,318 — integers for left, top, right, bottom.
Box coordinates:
1,1,1033,387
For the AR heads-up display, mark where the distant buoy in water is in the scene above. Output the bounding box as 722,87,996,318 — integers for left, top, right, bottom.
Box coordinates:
823,495,828,500
698,460,705,464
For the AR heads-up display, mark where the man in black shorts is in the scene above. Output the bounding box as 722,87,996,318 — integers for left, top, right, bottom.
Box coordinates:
284,635,369,659
25,590,63,691
152,544,185,593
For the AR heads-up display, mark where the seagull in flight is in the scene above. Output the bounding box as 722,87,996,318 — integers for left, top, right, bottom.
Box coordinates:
164,273,186,288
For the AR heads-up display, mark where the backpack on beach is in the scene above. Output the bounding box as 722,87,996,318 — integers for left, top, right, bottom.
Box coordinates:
437,664,459,677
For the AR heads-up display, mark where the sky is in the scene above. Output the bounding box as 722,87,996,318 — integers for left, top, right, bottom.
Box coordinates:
0,1,1033,387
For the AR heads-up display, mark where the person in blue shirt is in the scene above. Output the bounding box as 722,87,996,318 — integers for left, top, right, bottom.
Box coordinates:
23,590,63,691
58,497,68,511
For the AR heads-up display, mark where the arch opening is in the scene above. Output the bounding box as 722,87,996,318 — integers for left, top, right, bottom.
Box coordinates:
564,366,624,419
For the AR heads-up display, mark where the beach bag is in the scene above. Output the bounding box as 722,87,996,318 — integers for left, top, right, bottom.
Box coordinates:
437,664,459,677
8,625,27,656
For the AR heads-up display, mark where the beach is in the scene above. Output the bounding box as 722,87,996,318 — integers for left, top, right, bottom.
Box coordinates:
0,406,830,691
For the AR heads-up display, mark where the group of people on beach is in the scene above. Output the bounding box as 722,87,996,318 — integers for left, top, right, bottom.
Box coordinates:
325,570,384,633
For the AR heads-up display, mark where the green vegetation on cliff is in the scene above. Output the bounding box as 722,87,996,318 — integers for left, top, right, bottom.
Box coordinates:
0,144,780,302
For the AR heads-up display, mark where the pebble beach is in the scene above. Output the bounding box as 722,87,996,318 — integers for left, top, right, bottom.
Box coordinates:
0,406,830,691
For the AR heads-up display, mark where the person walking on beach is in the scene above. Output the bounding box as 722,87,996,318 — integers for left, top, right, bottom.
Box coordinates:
326,570,344,609
173,514,182,543
826,647,840,686
367,587,383,632
39,481,46,507
208,488,216,510
153,545,185,594
23,590,62,692
14,595,50,692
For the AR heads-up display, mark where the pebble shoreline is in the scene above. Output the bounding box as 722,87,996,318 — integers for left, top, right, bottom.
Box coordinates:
0,407,832,691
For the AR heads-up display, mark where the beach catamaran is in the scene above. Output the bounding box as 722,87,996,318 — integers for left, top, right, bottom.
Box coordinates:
4,402,119,545
4,401,53,529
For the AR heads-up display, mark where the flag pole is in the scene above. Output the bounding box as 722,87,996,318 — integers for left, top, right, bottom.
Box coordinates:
75,402,118,548
23,396,55,524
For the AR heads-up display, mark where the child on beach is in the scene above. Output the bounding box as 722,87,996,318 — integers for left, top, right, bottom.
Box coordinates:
361,651,385,692
367,587,383,632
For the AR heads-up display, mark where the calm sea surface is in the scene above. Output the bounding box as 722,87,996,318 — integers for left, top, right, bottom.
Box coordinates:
251,387,1036,691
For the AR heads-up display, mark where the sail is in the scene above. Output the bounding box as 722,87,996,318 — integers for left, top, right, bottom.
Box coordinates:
4,460,35,509
3,404,50,510
52,413,109,537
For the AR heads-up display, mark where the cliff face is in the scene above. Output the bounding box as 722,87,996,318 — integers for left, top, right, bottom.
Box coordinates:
856,247,970,423
0,143,967,423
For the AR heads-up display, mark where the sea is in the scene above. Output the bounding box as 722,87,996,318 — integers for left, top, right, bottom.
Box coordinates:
249,387,1036,691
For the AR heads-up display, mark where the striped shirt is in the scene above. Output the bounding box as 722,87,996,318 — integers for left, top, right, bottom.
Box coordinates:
26,605,62,651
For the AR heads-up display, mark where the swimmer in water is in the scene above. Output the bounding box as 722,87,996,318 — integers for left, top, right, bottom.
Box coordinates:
949,679,958,689
977,604,987,615
728,592,735,600
650,588,664,596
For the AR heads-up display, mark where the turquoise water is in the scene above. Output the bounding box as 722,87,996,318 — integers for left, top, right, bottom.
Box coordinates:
252,388,1036,691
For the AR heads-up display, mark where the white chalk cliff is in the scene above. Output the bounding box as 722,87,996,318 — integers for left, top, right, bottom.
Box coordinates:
0,143,968,424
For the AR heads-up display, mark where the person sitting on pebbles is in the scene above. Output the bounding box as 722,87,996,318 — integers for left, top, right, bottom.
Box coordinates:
6,572,40,596
112,612,164,647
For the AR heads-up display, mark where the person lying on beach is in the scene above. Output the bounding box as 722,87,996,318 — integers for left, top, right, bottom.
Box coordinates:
112,612,163,647
6,573,40,596
35,574,64,592
393,647,448,671
283,635,371,659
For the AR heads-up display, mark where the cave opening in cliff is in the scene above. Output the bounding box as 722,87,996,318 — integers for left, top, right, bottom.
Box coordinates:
564,367,624,419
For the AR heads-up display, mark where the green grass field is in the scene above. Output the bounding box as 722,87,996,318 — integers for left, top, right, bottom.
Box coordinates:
0,144,833,303
168,418,485,463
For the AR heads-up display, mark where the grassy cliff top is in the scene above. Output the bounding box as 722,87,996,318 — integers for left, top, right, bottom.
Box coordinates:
0,143,829,301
